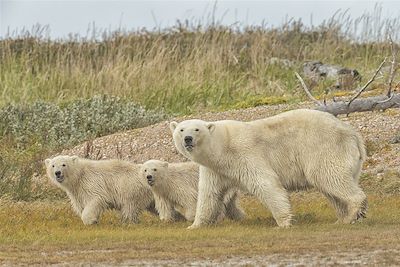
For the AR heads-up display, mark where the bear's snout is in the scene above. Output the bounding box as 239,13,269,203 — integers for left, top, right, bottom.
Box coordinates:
184,136,193,144
146,175,154,186
54,171,64,182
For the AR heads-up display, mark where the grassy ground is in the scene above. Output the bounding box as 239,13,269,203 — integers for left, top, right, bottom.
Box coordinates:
1,194,399,265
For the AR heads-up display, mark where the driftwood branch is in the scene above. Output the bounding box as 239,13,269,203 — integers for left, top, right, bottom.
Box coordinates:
315,94,400,115
295,53,399,116
295,72,323,107
347,58,387,107
387,35,398,97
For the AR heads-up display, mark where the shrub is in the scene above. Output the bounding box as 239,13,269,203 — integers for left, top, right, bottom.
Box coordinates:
0,95,166,200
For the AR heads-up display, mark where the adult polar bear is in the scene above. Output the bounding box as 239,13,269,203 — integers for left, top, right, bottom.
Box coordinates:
170,109,367,228
45,156,156,225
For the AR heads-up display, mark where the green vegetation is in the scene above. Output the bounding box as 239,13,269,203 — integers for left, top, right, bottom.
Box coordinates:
0,95,165,200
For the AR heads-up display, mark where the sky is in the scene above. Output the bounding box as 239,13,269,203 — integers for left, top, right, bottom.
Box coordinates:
1,1,400,39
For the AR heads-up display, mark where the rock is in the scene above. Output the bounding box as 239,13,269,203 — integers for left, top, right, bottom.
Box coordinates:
303,61,361,90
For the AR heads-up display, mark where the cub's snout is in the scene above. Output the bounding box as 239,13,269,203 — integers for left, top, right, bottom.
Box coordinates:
146,175,154,186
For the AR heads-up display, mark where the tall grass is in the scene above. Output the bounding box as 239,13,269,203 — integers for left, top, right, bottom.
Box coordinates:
0,8,397,114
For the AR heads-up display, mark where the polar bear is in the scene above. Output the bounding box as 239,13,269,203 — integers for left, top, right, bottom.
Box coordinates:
141,159,245,222
170,109,367,228
45,155,156,225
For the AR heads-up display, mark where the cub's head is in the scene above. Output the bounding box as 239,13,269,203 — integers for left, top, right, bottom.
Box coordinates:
141,160,168,187
44,155,79,186
169,119,215,159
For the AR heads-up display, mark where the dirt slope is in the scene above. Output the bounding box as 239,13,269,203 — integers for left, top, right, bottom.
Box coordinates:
62,103,400,177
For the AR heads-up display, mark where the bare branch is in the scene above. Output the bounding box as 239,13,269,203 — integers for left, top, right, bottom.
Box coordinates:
115,143,123,159
387,35,398,97
295,72,323,107
377,80,400,104
377,90,395,104
316,93,400,115
347,58,387,107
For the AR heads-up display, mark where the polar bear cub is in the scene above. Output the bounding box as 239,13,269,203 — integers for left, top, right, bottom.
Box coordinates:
45,155,156,225
170,109,367,228
141,159,245,222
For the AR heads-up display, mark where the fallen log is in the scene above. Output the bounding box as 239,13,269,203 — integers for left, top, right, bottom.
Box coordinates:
295,56,399,116
314,94,400,116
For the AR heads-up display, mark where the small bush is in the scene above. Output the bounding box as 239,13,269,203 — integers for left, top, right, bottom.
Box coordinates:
0,95,166,200
0,95,166,148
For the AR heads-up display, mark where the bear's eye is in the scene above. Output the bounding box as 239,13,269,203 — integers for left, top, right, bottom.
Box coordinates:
62,164,66,167
180,129,184,132
153,168,157,171
144,169,147,172
52,165,55,168
195,128,199,131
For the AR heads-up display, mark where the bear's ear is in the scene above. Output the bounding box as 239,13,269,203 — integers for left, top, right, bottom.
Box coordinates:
71,156,79,163
207,123,216,133
162,162,169,168
169,121,178,133
44,159,51,167
139,164,145,173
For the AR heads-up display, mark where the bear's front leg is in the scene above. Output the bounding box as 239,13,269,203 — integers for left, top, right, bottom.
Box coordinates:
154,193,175,222
189,166,225,229
81,198,104,225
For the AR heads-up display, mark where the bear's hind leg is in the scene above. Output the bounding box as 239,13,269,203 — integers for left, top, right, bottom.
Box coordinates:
81,198,104,225
322,193,348,223
245,170,293,227
223,189,246,221
121,203,142,223
319,178,367,224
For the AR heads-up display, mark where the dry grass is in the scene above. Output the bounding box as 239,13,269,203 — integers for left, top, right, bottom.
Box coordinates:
1,8,399,114
1,194,399,265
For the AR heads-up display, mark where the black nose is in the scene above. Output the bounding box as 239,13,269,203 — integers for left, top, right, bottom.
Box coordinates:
146,175,152,180
184,136,193,144
55,171,61,177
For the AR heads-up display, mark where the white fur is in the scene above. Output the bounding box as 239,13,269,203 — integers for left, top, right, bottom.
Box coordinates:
142,159,245,222
170,109,367,228
45,155,155,225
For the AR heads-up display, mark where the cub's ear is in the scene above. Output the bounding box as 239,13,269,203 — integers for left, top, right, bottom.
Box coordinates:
44,159,51,167
169,121,178,133
162,162,169,168
207,123,216,133
71,156,79,163
139,164,145,173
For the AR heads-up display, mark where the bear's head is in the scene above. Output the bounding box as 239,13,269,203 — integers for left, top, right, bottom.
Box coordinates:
44,155,79,186
170,119,215,160
141,160,169,187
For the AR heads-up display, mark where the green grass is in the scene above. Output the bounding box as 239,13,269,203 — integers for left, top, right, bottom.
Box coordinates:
0,194,399,264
